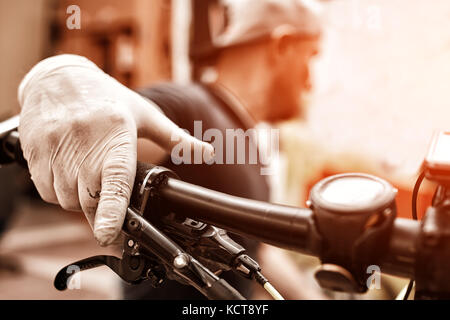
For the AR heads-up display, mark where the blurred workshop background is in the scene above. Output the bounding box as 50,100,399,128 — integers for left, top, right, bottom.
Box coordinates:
1,0,450,299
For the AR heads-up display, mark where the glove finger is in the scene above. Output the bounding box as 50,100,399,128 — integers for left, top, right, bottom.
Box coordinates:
19,120,58,204
27,153,58,204
134,100,215,162
77,160,103,231
52,164,82,212
93,132,137,246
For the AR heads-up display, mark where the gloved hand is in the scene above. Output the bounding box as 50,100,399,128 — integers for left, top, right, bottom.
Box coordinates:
18,54,214,246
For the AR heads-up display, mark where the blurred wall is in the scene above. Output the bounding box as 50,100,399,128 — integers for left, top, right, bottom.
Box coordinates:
53,0,172,88
308,0,450,180
0,0,51,120
281,0,450,218
0,0,172,120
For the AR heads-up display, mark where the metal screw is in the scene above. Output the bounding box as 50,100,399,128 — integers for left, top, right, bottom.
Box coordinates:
128,218,140,231
127,239,135,247
173,254,189,269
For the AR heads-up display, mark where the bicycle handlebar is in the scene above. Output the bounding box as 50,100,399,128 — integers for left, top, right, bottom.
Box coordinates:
1,125,447,299
135,163,420,280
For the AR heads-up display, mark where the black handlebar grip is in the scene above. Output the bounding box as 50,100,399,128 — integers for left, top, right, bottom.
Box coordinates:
0,131,27,168
12,139,27,168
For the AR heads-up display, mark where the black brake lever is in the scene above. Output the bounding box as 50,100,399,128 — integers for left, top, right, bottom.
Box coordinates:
54,255,139,290
53,207,245,300
54,235,167,291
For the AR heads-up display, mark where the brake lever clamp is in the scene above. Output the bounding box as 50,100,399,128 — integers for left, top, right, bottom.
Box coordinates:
122,235,167,288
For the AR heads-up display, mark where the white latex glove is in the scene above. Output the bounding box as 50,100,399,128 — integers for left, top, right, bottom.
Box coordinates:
18,54,214,246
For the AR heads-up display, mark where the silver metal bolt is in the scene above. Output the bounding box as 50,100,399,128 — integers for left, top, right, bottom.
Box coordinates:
173,254,189,269
127,239,135,247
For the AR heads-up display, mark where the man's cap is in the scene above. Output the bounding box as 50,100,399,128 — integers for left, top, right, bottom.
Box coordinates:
211,0,322,48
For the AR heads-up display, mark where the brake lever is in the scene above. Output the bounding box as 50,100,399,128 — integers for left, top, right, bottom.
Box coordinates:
54,207,244,299
54,238,167,291
54,255,142,290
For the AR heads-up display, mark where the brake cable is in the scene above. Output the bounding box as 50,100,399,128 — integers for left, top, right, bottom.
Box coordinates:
398,171,425,300
254,271,284,300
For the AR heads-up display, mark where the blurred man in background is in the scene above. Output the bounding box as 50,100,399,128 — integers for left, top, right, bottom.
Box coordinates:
17,0,324,299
